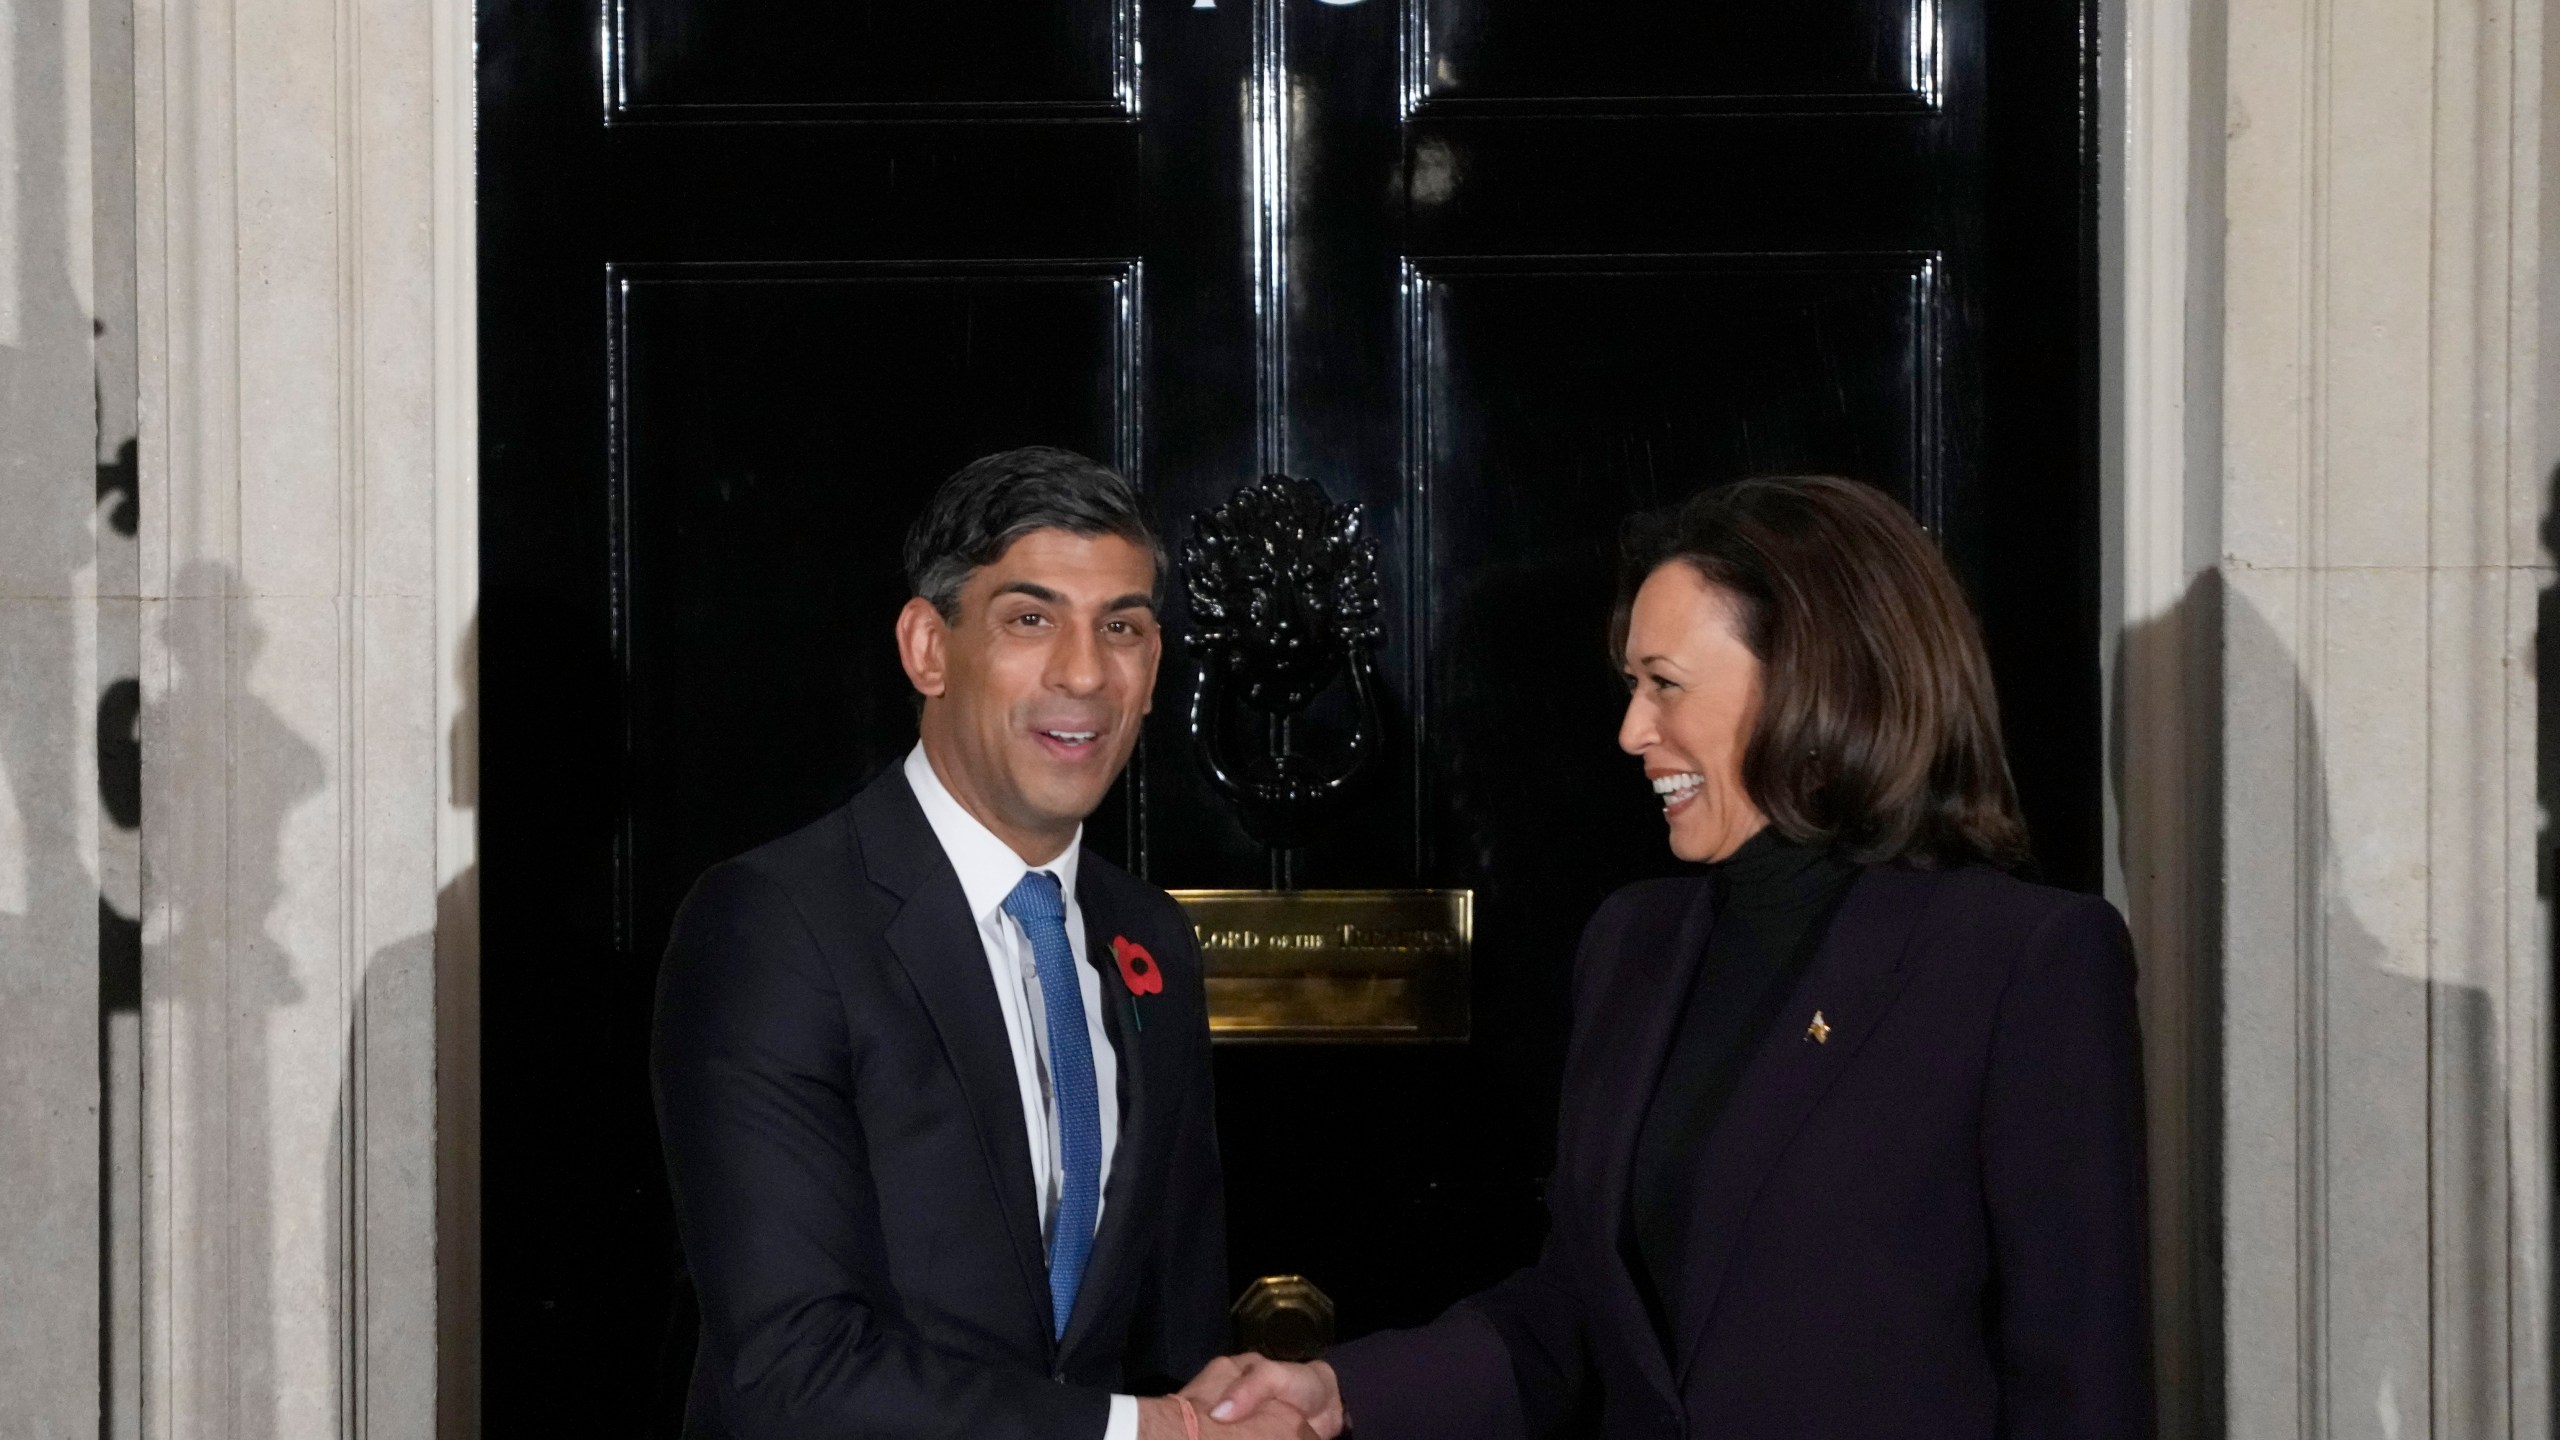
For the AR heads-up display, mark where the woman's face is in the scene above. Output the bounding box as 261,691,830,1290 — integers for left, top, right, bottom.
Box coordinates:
1618,563,1770,863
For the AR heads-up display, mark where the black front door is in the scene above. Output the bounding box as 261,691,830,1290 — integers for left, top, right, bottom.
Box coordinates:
477,0,2096,1426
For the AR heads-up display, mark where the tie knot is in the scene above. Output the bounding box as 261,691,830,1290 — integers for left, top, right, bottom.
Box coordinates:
1002,869,1066,924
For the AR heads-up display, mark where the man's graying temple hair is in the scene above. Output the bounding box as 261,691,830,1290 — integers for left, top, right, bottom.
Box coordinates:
902,447,1166,621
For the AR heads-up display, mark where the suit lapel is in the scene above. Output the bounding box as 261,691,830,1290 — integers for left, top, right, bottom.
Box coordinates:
855,775,1053,1338
1058,871,1154,1360
1669,864,1941,1386
1579,879,1718,1411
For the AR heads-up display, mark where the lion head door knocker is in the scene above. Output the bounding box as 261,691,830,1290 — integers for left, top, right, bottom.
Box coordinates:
1183,474,1384,856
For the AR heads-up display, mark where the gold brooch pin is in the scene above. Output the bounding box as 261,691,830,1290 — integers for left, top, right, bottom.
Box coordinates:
1805,1010,1832,1044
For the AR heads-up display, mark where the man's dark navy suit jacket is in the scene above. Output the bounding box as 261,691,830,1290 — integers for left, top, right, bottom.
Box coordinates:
653,767,1227,1438
1328,863,2152,1440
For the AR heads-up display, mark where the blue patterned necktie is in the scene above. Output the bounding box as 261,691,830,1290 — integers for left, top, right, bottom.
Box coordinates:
1001,870,1101,1341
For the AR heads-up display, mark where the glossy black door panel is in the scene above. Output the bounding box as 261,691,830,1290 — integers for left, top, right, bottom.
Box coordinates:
615,0,1135,117
480,0,2097,1417
1398,119,1946,253
1411,258,1937,526
600,129,1146,260
615,266,1139,950
1413,0,1930,110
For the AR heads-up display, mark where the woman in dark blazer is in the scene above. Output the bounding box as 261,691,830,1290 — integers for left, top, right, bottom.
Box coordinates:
1191,476,2151,1440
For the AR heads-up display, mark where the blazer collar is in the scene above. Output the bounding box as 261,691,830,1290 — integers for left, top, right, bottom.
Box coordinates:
901,743,1086,926
852,769,1054,1338
1057,869,1159,1361
854,768,1165,1365
1667,863,1941,1385
1582,878,1720,1410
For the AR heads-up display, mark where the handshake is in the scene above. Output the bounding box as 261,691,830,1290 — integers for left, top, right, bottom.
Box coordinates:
1138,1353,1348,1440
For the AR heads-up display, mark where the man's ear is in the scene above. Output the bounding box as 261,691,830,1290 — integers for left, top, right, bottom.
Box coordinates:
896,597,950,699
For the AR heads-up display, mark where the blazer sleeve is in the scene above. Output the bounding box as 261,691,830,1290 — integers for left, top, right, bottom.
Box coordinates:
652,862,1111,1440
1326,888,1664,1440
1123,923,1230,1392
1979,893,2154,1440
1334,1220,1619,1440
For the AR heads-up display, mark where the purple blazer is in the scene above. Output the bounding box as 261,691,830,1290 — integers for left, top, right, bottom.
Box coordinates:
1328,864,2151,1440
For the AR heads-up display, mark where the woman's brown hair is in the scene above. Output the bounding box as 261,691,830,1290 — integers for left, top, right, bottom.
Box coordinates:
1611,475,2032,870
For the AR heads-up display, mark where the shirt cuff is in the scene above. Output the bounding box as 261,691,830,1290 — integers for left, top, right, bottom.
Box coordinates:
1105,1393,1139,1440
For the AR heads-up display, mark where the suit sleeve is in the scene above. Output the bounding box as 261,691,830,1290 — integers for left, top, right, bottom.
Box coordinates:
1979,894,2154,1440
652,862,1111,1440
1327,1228,1597,1440
1123,922,1230,1392
1327,890,1664,1440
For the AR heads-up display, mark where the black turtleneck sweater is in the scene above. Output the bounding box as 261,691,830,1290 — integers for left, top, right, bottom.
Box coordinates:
1627,826,1862,1351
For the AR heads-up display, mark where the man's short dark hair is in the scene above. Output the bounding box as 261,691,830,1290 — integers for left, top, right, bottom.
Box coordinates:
902,447,1166,622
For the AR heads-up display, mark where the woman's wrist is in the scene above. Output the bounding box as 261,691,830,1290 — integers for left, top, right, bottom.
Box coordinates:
1312,1360,1347,1432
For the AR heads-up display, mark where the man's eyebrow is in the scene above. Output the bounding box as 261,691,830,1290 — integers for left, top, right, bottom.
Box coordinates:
988,581,1158,616
990,581,1066,605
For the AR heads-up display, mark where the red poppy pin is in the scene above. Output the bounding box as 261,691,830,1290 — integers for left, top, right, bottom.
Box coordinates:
1109,936,1164,997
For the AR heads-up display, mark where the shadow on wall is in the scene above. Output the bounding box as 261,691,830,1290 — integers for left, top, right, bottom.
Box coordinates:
2119,561,2512,1432
438,615,481,1440
2108,571,2224,1440
0,0,132,1420
326,612,479,1440
2541,468,2559,1431
158,560,325,1438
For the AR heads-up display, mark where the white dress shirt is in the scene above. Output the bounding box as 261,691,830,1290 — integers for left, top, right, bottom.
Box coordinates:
903,746,1139,1440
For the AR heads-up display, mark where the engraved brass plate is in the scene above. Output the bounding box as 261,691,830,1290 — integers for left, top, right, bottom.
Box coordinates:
1170,889,1471,1042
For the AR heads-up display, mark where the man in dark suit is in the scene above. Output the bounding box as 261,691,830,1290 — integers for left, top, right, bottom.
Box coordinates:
654,448,1307,1439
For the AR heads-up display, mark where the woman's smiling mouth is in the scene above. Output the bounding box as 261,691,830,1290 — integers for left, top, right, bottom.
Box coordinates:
1650,770,1705,814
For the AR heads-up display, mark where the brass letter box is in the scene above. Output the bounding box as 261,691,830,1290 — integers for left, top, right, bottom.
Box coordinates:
1170,889,1471,1043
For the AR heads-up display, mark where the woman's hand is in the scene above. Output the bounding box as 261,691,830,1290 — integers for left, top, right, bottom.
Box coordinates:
1182,1354,1346,1439
1138,1392,1316,1440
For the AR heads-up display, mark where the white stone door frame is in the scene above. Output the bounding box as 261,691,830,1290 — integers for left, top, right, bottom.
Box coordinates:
2104,0,2222,1424
2106,0,2552,1430
127,0,480,1425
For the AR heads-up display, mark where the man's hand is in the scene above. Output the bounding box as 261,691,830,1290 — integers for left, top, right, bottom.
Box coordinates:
1137,1393,1318,1440
1180,1354,1346,1440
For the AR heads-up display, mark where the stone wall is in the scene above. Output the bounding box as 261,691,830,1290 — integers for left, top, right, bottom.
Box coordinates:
2111,0,2555,1430
1,0,118,1429
0,0,476,1429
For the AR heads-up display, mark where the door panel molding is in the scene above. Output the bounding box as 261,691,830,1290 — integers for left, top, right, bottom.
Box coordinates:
604,259,1145,948
1401,0,1945,116
1402,251,1946,522
605,0,1142,123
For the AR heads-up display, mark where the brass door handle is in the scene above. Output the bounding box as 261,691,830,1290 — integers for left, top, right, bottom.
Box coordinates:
1232,1275,1337,1361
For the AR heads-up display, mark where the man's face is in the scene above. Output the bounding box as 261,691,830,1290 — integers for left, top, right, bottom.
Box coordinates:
897,529,1162,861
